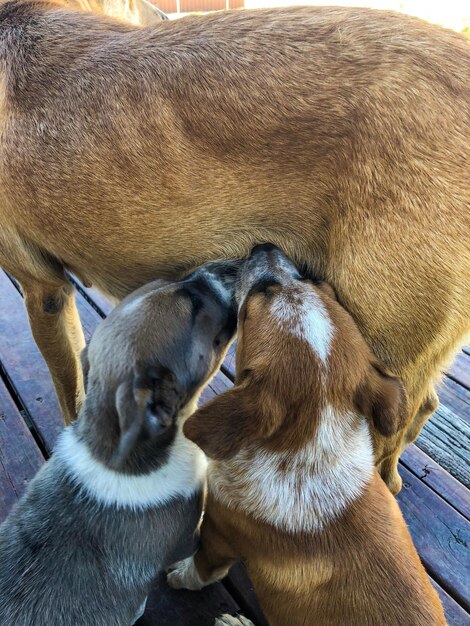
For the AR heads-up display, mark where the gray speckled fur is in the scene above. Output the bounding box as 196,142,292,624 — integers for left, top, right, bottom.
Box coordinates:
0,261,238,626
0,426,202,626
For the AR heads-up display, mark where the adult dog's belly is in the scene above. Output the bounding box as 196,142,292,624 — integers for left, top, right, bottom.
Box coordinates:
0,5,468,409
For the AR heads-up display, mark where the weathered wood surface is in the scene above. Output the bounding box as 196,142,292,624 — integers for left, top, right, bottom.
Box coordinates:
400,445,470,521
438,377,470,426
397,466,469,611
0,377,44,520
0,276,469,624
447,352,470,391
415,403,470,489
431,581,470,626
140,573,241,626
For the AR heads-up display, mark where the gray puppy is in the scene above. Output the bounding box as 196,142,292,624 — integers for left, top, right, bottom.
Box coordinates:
0,261,238,626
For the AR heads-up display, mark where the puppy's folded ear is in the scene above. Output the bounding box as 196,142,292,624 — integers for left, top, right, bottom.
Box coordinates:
184,381,283,460
355,360,408,437
111,365,181,468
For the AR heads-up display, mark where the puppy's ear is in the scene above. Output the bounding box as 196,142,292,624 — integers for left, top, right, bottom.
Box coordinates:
355,360,408,437
80,345,90,393
111,365,181,467
318,281,338,301
184,381,283,460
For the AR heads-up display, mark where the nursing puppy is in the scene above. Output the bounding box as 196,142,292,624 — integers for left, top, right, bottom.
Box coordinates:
0,261,237,626
169,245,446,626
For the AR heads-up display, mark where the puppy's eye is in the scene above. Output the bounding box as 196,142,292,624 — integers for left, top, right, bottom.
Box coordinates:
214,338,221,348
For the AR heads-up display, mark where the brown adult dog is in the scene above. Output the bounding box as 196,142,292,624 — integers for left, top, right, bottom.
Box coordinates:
168,244,446,626
0,2,469,492
62,0,168,24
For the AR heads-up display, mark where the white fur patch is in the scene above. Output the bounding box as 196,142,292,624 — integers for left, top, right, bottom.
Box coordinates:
271,293,333,363
167,553,230,591
208,407,373,533
56,426,207,510
167,555,206,591
215,615,255,626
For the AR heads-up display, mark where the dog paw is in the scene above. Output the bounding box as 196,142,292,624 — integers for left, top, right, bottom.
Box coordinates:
167,556,205,591
215,614,255,626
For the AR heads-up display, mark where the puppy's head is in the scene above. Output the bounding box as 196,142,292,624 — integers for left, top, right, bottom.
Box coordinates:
184,244,407,460
78,260,238,472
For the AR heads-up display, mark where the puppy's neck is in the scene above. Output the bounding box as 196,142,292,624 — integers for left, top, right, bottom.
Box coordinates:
77,398,199,474
209,406,374,534
54,421,206,511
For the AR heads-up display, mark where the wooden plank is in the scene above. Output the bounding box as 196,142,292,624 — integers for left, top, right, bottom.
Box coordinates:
397,465,469,611
415,403,470,488
0,271,63,451
401,445,470,521
447,352,470,391
140,572,241,626
0,377,44,522
221,341,237,381
224,564,269,626
432,580,470,626
438,377,470,426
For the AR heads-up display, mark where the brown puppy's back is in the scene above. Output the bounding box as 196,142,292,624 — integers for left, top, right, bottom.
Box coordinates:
201,474,445,626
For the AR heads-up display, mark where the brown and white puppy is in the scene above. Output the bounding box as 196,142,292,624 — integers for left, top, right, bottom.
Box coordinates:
1,2,469,493
168,245,447,626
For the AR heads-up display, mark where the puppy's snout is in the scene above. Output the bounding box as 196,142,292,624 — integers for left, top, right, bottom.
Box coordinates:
250,242,281,256
237,243,300,307
249,244,299,279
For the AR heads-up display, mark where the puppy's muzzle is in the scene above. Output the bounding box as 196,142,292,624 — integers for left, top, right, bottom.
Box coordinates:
236,243,299,306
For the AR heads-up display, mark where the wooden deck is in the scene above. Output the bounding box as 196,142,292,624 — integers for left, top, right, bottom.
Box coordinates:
0,269,468,625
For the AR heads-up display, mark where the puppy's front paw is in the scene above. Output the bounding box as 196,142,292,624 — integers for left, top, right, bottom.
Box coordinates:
215,615,255,626
167,555,205,591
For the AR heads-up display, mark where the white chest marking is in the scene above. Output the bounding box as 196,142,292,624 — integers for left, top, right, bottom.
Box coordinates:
271,293,333,363
56,426,207,510
208,407,373,533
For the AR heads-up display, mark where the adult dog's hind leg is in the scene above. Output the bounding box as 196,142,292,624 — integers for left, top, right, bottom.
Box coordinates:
376,386,439,494
403,388,439,447
20,277,86,425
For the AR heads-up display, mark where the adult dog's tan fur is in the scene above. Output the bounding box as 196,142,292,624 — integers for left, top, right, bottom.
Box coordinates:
0,1,469,491
62,0,167,24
